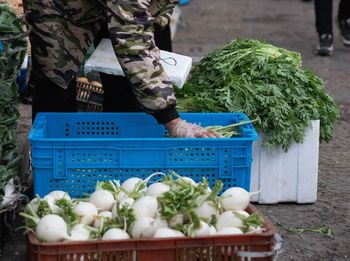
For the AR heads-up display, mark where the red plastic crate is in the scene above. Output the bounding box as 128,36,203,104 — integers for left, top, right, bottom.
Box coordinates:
26,204,283,261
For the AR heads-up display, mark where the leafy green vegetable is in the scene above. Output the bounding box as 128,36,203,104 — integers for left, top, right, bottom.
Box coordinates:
159,174,208,220
176,39,339,151
0,3,27,213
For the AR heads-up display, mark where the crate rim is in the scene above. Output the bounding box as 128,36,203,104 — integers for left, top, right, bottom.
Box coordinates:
29,112,259,141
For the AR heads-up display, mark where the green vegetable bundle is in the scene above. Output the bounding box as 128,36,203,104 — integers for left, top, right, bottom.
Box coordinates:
0,3,27,211
176,39,339,151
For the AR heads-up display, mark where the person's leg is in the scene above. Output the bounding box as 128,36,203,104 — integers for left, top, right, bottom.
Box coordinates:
30,54,77,121
314,0,334,55
338,0,350,46
315,0,333,35
154,24,172,52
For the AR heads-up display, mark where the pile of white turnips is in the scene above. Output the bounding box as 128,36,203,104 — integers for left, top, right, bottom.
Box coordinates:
21,172,263,243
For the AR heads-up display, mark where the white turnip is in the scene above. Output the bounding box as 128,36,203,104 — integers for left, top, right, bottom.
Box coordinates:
93,211,112,228
132,196,158,219
146,182,170,198
89,189,115,211
188,221,211,237
153,228,185,238
131,217,165,239
217,227,243,235
194,201,219,220
216,211,244,231
102,228,130,240
221,187,260,211
35,214,69,242
74,202,98,225
67,224,91,241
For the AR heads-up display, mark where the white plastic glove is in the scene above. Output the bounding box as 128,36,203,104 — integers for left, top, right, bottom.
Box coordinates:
166,119,222,138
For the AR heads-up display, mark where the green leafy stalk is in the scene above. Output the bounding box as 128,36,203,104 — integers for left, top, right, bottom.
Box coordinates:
278,223,334,239
55,198,80,234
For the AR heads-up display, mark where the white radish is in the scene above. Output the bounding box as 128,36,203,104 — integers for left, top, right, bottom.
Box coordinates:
154,217,168,229
168,213,184,229
154,228,185,238
216,211,244,231
131,217,163,239
93,211,112,228
122,172,166,193
194,201,219,220
35,214,68,242
74,202,98,225
27,198,39,213
188,221,211,237
116,191,127,201
67,224,91,241
221,187,261,211
209,225,217,235
102,228,130,240
47,190,71,201
233,210,250,218
89,189,115,211
246,226,263,234
119,197,134,208
180,177,197,186
132,196,158,219
121,177,144,193
217,227,243,235
43,195,60,213
145,182,170,198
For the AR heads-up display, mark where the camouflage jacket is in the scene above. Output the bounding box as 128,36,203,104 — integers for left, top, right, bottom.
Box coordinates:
24,0,178,112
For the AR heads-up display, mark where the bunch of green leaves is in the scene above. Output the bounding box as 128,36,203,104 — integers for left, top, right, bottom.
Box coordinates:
0,3,27,212
176,39,339,151
159,172,222,222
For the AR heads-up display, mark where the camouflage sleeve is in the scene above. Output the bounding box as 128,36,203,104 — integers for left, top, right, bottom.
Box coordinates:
106,0,177,112
149,0,180,27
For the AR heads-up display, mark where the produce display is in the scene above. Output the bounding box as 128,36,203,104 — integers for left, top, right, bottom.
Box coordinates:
21,172,264,243
176,39,339,151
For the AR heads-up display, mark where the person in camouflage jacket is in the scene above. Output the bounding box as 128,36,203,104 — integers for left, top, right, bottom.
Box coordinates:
24,0,220,138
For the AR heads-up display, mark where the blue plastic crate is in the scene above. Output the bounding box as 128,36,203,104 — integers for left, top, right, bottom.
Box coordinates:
29,112,258,197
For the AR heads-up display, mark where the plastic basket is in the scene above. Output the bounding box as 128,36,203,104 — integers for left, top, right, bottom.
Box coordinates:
76,81,104,112
26,204,283,261
29,112,258,197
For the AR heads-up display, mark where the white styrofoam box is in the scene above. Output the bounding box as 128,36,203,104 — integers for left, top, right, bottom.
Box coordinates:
84,38,192,87
250,120,320,204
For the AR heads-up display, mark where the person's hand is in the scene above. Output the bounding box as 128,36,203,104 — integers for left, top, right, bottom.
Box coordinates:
165,118,222,138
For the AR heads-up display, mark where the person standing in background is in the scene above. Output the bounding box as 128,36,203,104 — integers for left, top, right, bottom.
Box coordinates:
314,0,350,56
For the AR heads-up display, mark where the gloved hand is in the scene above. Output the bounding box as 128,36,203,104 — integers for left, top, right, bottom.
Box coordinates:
165,118,222,138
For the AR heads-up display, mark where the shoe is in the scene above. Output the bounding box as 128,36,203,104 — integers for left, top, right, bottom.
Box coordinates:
339,18,350,47
315,34,333,56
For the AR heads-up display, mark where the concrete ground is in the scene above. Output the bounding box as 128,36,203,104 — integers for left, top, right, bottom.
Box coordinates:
173,0,350,260
1,0,350,260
